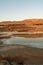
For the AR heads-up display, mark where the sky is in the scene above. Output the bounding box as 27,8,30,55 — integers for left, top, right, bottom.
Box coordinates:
0,0,43,21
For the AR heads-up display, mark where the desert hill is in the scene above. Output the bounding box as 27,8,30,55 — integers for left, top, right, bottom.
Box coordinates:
0,19,43,32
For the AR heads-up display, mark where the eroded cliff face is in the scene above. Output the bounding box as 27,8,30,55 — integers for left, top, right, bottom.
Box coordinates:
0,23,29,32
0,19,43,32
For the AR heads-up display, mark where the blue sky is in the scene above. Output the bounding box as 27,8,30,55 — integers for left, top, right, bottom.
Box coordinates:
0,0,43,21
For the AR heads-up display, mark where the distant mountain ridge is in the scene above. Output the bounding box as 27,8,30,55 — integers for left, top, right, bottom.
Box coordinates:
0,19,43,32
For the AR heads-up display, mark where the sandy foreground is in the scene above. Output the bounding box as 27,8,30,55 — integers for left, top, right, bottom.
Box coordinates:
0,44,43,65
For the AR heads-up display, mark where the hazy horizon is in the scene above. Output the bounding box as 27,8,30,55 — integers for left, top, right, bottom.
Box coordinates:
0,0,43,21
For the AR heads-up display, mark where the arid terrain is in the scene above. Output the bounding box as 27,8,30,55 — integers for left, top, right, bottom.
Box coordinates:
0,19,43,32
0,19,43,38
0,44,43,65
0,19,43,65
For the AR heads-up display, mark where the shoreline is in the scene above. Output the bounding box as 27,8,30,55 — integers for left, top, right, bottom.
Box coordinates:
0,32,43,38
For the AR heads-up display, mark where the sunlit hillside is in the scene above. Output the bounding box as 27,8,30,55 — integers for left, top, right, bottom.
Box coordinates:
0,19,43,32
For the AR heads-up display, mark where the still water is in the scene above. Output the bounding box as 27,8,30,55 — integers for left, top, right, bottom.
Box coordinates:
3,37,43,48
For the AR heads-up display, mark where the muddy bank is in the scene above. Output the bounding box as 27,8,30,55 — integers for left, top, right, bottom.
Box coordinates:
0,44,43,65
13,33,43,38
0,32,43,38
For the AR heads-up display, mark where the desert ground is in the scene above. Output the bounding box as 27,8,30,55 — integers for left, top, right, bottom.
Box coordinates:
0,44,43,65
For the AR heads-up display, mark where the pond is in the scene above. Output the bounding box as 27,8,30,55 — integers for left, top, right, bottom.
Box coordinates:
2,36,43,48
